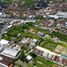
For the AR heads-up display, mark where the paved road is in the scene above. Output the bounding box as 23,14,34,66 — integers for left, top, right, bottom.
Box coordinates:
0,21,9,39
0,17,19,40
0,17,36,40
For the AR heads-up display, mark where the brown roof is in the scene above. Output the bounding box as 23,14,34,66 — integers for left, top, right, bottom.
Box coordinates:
0,55,13,66
62,59,67,65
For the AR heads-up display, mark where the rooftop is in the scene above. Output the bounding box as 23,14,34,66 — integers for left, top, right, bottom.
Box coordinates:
0,39,9,45
1,48,20,58
36,46,59,56
26,55,32,61
55,11,67,18
0,55,13,67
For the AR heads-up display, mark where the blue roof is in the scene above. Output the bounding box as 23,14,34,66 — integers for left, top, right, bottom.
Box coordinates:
61,54,67,59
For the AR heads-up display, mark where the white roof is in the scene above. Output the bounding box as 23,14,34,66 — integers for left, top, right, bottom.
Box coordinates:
32,39,37,43
0,46,4,51
1,48,20,58
26,55,32,60
48,15,59,19
21,38,30,44
7,25,12,28
0,39,9,45
36,46,60,56
56,11,67,16
65,22,67,24
0,12,3,15
55,11,67,18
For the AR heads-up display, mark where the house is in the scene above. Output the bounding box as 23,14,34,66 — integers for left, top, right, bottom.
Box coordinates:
28,28,37,33
26,55,32,61
20,38,30,44
43,20,51,28
52,55,67,66
58,19,65,27
7,25,12,29
0,12,3,16
65,22,67,27
12,45,21,51
32,46,67,66
0,39,9,45
29,42,36,49
43,52,48,58
32,39,37,43
33,0,48,9
52,56,59,62
0,54,13,67
0,45,4,52
0,2,8,9
55,11,67,18
61,48,67,56
54,45,64,54
0,39,9,47
48,53,53,59
1,48,20,59
58,57,63,64
62,59,67,65
37,32,45,37
48,15,59,19
27,15,36,19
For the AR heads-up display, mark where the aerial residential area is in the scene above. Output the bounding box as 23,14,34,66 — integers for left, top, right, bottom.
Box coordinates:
0,0,67,67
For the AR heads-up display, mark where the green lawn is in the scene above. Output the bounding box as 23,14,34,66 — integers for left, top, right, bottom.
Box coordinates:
3,22,48,42
2,22,42,43
27,56,58,67
51,31,67,42
21,32,41,39
39,38,67,51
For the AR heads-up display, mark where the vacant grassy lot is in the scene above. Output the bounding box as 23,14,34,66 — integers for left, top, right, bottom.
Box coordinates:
3,22,49,42
2,22,42,42
51,31,67,43
27,55,58,67
39,38,67,51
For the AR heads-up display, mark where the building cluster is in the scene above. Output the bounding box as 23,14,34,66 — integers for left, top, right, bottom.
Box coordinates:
0,39,20,67
32,46,67,66
0,0,67,67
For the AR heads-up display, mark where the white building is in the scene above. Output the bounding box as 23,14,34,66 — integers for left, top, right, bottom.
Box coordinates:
0,45,4,52
1,48,20,59
32,39,37,43
0,39,9,46
21,38,30,44
65,22,67,27
55,11,67,18
48,15,59,19
0,55,13,67
26,55,32,61
0,12,3,16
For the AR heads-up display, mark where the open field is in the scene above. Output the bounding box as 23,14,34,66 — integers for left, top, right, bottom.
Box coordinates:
27,55,58,67
39,38,67,51
51,31,67,43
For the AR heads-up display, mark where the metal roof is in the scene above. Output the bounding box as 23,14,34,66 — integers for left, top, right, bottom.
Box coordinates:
1,48,20,58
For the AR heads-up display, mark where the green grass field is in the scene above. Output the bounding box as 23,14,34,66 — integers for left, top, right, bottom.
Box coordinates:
2,22,41,42
39,38,67,51
51,31,67,43
27,56,58,67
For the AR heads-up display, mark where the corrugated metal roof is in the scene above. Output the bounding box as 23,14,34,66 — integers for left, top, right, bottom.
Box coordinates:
1,48,20,58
